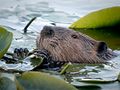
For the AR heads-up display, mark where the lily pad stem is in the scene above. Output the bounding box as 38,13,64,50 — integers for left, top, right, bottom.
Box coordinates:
23,17,37,34
60,62,72,75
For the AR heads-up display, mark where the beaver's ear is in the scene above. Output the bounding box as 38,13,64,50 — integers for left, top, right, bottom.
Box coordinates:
97,42,107,54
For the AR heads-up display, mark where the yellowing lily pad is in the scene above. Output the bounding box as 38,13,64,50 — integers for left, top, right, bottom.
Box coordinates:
69,6,120,29
0,26,13,59
16,71,78,90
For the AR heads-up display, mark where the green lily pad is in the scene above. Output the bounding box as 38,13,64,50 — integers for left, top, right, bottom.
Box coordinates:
16,71,78,90
0,26,13,59
30,55,43,68
0,55,43,72
69,6,120,29
69,7,120,49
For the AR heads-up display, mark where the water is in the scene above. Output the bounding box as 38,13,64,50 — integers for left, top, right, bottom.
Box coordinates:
0,0,119,50
0,0,120,90
0,0,120,30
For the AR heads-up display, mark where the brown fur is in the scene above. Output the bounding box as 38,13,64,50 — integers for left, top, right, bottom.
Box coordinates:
36,26,116,64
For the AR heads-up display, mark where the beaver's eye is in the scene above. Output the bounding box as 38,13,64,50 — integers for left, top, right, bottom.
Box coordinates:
71,34,78,39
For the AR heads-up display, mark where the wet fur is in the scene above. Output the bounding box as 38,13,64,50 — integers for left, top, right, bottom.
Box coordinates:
36,26,116,64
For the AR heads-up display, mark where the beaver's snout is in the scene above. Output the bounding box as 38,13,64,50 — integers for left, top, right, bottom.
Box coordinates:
41,26,55,38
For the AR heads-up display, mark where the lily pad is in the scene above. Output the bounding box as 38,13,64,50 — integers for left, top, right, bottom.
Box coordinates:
65,64,119,83
0,55,43,72
71,81,120,90
16,71,78,90
69,7,120,49
0,26,13,59
69,6,120,29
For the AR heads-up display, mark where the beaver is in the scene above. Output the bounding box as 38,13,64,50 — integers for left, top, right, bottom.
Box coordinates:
36,26,116,64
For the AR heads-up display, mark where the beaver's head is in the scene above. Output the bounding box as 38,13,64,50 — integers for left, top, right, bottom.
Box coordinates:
36,26,115,64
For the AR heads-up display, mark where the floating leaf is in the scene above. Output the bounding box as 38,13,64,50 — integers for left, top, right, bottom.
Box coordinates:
29,55,43,68
0,55,43,72
16,71,78,90
69,7,120,49
69,6,120,29
65,64,118,84
0,26,13,59
71,80,120,90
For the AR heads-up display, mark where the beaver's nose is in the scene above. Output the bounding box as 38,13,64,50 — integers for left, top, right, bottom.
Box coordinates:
41,26,55,37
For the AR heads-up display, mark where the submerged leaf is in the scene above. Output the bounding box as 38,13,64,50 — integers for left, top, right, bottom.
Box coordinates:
0,26,13,59
65,64,118,84
0,77,16,90
69,6,120,29
71,80,120,90
16,71,78,90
